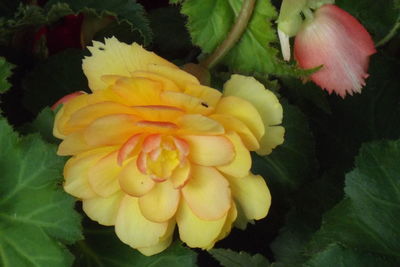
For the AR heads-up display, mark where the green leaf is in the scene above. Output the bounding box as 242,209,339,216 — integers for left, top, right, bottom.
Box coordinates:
21,107,58,144
210,248,270,267
305,243,398,267
45,0,152,45
0,118,82,267
308,139,400,261
252,102,316,193
0,56,14,94
73,221,197,267
181,0,304,76
22,49,89,115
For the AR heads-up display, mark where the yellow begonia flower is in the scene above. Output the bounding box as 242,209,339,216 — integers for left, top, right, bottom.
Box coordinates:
53,37,285,256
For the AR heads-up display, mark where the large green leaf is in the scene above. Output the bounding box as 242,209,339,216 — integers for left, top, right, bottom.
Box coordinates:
307,139,400,262
0,118,82,267
73,220,197,267
210,248,270,267
0,56,14,94
181,0,303,76
22,49,89,115
46,0,152,45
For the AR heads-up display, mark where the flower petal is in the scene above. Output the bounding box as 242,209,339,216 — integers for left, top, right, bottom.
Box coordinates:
137,221,175,256
215,96,265,140
177,114,225,135
226,173,271,220
118,158,155,197
147,64,200,88
88,151,122,197
170,161,191,189
82,191,124,226
176,200,227,248
181,165,231,220
83,37,177,91
115,195,168,248
139,180,180,223
57,131,93,156
183,135,234,166
210,114,259,151
217,132,251,178
294,4,376,97
258,126,285,155
183,83,222,108
63,147,115,198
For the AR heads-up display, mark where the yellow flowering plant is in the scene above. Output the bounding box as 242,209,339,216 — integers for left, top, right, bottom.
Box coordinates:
53,37,284,256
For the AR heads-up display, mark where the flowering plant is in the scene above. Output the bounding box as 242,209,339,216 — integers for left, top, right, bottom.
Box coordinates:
0,0,399,266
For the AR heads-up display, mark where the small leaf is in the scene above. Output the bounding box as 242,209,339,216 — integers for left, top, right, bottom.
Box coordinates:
21,107,58,144
73,220,197,267
0,118,82,267
0,56,14,94
210,248,270,267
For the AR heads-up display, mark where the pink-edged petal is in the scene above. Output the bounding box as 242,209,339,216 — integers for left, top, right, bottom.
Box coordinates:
84,114,138,146
294,4,376,97
88,151,122,197
142,134,161,153
82,191,124,226
176,200,227,249
138,180,180,223
51,91,85,110
183,135,234,166
115,195,168,248
118,158,155,197
117,134,142,166
217,132,251,178
181,165,231,220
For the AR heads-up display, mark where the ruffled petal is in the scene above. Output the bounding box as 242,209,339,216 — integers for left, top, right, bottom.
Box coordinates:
176,200,227,248
217,132,251,178
82,191,124,226
88,151,122,197
139,180,180,223
115,195,168,248
294,4,376,97
183,135,234,166
226,173,271,220
223,75,284,155
118,158,155,197
83,37,177,91
215,96,265,140
181,165,231,220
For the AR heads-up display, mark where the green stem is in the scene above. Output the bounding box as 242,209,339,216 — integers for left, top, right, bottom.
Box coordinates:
376,15,400,47
200,0,256,69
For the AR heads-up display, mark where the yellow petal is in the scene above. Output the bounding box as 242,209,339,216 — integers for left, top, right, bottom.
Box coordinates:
214,202,237,244
118,158,155,197
131,71,181,92
115,195,168,248
258,126,285,155
183,135,234,166
84,114,138,146
137,220,175,256
176,200,227,248
83,37,177,91
217,132,251,178
147,64,200,88
57,131,93,156
215,96,265,140
210,114,259,151
226,173,271,220
160,91,211,115
88,151,121,197
223,75,284,155
181,165,231,220
139,180,180,223
63,147,115,198
177,114,225,135
82,191,124,226
64,101,138,134
170,161,191,189
183,83,222,108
